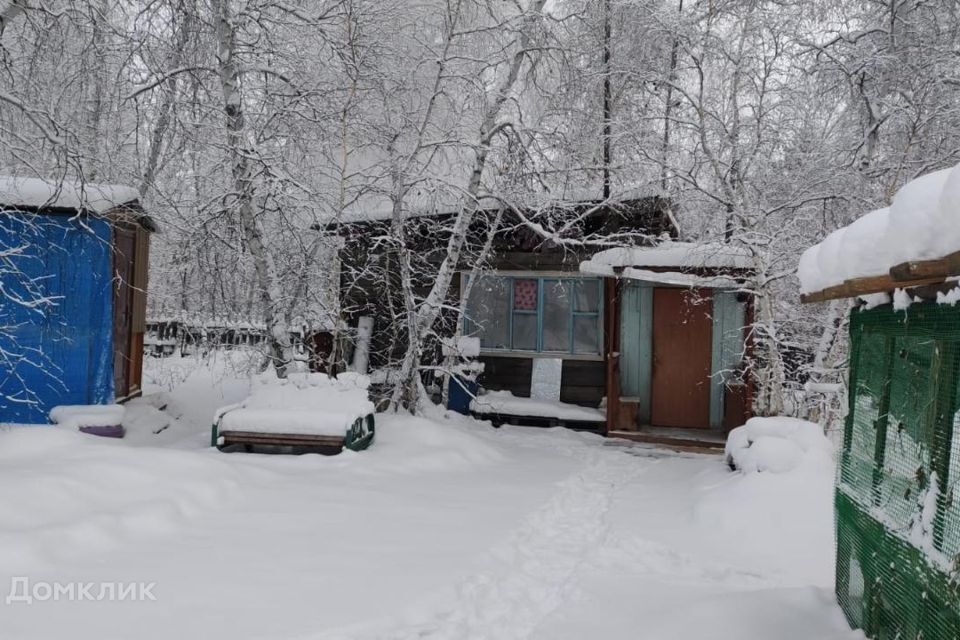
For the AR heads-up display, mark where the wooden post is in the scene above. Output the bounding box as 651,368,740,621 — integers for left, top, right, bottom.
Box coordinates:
744,292,756,420
870,337,895,507
604,277,620,435
930,339,959,551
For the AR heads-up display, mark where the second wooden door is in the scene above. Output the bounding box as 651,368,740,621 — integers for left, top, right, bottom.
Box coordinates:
650,287,713,428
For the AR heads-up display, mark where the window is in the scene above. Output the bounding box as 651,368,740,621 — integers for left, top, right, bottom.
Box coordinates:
463,275,602,355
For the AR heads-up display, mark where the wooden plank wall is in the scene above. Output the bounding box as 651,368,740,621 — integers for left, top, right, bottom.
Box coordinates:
478,356,605,408
479,357,533,396
128,226,150,396
131,227,150,333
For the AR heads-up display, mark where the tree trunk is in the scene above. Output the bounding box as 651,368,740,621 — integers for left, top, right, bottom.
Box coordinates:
214,0,291,375
391,0,548,409
139,2,195,197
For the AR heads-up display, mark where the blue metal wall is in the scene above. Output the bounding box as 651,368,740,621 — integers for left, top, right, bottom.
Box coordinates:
0,212,114,423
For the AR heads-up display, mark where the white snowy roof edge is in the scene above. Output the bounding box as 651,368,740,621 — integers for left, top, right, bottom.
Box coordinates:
0,176,141,216
580,241,754,278
798,162,960,296
610,268,743,289
332,187,664,224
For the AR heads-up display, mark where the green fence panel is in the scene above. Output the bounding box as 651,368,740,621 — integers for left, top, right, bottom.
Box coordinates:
839,303,960,640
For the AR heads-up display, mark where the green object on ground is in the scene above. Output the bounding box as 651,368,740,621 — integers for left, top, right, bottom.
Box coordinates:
838,302,960,639
344,414,375,451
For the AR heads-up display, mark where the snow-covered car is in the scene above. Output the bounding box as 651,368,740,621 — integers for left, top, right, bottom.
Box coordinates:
212,372,375,454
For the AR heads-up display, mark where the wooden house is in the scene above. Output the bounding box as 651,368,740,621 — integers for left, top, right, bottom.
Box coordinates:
0,177,154,423
333,194,754,445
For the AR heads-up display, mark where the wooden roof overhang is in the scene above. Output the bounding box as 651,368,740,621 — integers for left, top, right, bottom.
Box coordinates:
800,249,960,304
601,264,754,291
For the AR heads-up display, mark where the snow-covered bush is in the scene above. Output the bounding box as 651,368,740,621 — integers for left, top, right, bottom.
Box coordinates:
725,417,833,473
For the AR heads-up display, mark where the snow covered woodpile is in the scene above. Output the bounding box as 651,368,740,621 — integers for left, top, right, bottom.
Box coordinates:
724,417,833,474
798,162,960,301
213,372,376,452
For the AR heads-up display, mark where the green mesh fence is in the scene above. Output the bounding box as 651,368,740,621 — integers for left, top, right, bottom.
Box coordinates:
838,303,960,639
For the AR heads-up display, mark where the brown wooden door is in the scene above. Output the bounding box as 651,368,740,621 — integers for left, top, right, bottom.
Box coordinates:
650,287,713,428
113,228,137,399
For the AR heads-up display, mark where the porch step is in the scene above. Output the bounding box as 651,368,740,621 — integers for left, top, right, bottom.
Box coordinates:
470,411,605,432
607,429,725,454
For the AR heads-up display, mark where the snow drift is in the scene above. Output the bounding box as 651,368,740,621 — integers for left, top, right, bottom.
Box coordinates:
725,417,833,473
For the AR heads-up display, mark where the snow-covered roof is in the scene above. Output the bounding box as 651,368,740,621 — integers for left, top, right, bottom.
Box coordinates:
0,176,140,215
580,241,754,278
338,192,498,223
798,163,960,295
606,268,743,289
336,186,660,224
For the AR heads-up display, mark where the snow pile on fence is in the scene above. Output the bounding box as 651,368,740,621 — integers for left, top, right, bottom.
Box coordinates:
216,372,374,436
798,162,960,294
470,390,605,422
725,416,833,473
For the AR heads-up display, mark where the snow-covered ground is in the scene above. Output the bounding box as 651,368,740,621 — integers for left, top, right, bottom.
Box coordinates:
0,353,862,639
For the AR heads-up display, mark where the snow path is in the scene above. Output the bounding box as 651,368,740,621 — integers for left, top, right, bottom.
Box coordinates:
377,448,644,640
309,431,785,640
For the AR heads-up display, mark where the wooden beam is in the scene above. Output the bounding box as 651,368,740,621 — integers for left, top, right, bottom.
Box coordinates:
801,274,948,304
801,248,960,304
607,430,724,453
218,431,345,448
889,249,960,282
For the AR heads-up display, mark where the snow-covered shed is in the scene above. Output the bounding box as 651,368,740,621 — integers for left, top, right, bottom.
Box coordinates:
798,163,960,640
331,194,677,418
0,176,155,423
580,241,754,442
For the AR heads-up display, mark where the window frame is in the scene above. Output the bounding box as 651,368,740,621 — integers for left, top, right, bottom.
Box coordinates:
461,272,603,360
